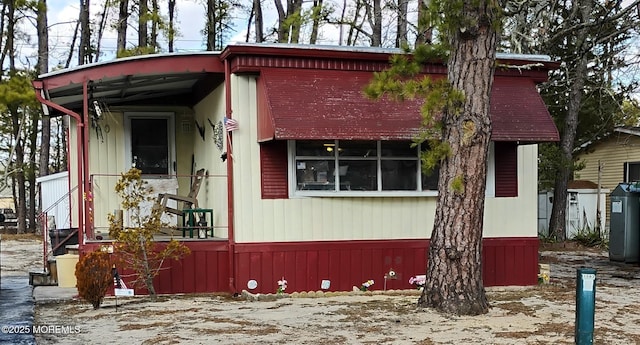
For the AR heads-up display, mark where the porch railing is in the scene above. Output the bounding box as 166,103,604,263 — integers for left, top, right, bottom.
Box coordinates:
88,172,228,241
39,184,78,270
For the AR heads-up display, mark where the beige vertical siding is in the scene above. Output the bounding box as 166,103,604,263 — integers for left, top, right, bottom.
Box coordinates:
192,85,229,237
88,111,126,232
63,92,228,236
85,107,198,232
484,144,538,238
574,133,640,227
231,75,539,243
68,118,80,229
68,75,540,241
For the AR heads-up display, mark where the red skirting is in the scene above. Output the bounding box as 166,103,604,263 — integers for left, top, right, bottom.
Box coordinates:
82,237,538,295
81,241,230,295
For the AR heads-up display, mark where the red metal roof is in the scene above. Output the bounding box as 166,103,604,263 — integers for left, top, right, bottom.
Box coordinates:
491,77,559,142
257,68,559,143
258,68,425,141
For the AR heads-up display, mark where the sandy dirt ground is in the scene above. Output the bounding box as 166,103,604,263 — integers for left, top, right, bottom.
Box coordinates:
2,236,640,344
1,234,44,277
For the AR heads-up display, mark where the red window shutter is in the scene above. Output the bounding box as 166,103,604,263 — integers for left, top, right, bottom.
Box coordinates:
260,140,289,199
494,142,518,197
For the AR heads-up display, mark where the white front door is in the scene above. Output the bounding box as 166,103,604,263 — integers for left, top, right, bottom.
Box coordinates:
123,112,179,226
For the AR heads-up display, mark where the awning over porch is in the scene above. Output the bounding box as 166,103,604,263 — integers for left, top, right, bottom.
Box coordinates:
38,53,226,112
257,68,559,143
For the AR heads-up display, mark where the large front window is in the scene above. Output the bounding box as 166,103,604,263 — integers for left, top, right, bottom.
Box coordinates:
291,140,439,195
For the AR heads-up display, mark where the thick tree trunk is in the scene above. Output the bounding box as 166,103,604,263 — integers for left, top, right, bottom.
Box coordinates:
36,0,48,74
117,0,128,52
36,0,49,233
7,0,14,70
16,172,26,234
274,0,302,43
274,0,288,43
371,0,381,46
309,0,323,44
288,0,302,43
28,105,39,231
415,0,432,45
0,3,6,69
78,0,91,65
28,162,36,231
250,0,264,43
168,0,175,51
550,54,588,241
548,1,591,242
395,0,408,47
6,1,24,234
12,113,26,234
206,0,215,50
150,0,159,49
37,0,50,178
418,1,498,315
138,0,148,47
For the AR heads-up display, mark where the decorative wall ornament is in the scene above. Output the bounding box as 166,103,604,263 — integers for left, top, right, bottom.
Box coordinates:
212,119,224,151
90,100,108,142
195,120,205,140
207,118,216,131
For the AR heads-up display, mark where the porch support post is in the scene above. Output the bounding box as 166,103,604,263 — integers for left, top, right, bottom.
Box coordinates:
82,79,92,243
32,80,85,248
224,59,237,294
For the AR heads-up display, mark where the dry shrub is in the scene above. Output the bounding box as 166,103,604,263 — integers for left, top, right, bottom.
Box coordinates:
108,168,191,297
75,250,112,309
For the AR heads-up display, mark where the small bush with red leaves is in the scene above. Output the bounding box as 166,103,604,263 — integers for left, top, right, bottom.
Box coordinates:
75,250,112,309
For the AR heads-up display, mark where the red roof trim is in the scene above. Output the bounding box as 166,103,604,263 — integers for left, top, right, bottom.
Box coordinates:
221,44,396,63
39,54,225,89
229,55,404,74
221,44,558,78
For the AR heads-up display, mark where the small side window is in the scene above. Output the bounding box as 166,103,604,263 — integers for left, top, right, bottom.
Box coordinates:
624,162,640,182
131,118,169,174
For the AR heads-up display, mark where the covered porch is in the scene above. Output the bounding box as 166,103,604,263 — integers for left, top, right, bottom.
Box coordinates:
33,52,235,295
87,171,229,242
33,52,232,250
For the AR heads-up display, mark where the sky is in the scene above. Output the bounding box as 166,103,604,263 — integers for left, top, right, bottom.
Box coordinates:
35,0,354,70
43,0,215,67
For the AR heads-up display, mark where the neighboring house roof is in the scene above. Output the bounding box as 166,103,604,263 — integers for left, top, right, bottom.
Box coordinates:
568,180,599,189
614,126,640,136
576,126,640,153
